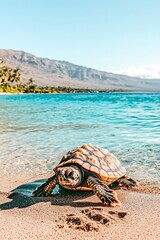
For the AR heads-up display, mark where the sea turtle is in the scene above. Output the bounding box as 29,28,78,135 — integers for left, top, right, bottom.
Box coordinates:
32,144,138,206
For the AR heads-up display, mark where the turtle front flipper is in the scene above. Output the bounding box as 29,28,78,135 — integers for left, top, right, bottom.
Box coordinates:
87,176,121,207
115,175,139,188
32,175,58,197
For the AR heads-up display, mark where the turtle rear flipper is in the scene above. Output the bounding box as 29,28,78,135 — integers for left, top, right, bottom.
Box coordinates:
115,175,139,188
87,176,121,207
32,175,58,197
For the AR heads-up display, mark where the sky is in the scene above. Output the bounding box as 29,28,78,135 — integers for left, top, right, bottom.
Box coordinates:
0,0,160,73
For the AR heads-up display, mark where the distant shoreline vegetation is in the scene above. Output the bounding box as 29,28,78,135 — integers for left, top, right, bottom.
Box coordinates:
0,59,124,94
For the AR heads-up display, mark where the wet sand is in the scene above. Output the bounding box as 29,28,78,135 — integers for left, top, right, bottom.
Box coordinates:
0,177,160,240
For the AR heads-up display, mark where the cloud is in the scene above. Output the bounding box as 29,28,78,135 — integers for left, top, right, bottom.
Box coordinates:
115,64,160,79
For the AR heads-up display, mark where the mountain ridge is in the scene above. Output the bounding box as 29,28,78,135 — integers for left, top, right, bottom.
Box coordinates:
0,49,160,91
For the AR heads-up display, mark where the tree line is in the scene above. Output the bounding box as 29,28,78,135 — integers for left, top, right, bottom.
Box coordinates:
0,59,123,93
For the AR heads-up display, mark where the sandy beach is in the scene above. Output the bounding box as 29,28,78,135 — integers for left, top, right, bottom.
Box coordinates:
0,177,160,240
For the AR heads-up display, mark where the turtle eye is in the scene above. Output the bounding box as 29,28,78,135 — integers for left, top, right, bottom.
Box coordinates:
68,171,73,178
65,170,73,178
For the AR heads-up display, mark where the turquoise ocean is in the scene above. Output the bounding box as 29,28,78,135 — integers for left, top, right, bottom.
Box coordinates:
0,93,160,184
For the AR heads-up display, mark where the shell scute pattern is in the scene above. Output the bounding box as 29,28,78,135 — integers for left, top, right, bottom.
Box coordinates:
78,147,89,155
88,155,100,166
81,162,91,170
54,144,126,182
93,150,104,158
90,165,99,174
101,160,108,169
72,152,86,160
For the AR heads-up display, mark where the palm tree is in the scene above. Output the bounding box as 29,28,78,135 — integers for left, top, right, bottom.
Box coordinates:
28,78,34,85
0,59,21,90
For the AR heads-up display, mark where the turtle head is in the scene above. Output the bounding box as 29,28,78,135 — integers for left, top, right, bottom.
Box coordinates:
57,165,83,188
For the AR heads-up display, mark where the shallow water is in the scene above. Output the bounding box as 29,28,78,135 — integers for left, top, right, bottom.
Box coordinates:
0,93,160,183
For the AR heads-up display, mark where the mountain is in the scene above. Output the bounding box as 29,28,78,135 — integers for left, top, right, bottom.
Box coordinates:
0,49,160,91
117,64,160,79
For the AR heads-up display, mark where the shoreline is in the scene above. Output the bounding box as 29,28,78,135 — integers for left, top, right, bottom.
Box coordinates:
0,174,160,195
0,177,160,240
1,91,160,95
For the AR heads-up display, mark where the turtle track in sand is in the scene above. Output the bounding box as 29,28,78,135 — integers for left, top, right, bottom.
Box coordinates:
57,207,127,232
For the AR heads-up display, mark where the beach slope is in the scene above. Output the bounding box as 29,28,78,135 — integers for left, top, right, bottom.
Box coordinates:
0,179,160,240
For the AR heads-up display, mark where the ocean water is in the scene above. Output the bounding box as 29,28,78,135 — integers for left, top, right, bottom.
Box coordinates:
0,93,160,183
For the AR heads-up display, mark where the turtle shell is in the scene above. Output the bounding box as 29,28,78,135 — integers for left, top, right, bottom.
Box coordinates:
54,144,126,185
